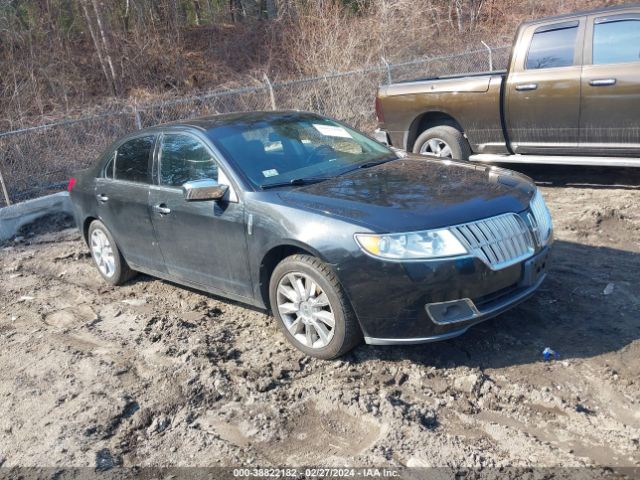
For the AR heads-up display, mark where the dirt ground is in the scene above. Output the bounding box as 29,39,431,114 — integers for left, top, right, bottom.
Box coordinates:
0,165,639,474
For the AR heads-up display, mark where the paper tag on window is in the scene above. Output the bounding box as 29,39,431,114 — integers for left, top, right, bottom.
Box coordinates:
262,169,279,178
312,124,352,138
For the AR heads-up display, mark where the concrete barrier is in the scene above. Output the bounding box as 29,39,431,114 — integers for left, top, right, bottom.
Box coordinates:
0,192,73,242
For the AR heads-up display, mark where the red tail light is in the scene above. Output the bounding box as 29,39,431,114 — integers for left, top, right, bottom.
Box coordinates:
375,96,384,123
67,177,76,192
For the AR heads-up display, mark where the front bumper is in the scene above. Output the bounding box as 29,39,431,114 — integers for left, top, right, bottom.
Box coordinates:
337,245,551,344
365,272,546,345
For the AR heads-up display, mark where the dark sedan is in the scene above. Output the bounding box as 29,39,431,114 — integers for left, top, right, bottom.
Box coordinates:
69,111,553,359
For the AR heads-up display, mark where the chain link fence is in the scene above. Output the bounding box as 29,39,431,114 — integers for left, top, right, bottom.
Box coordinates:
0,45,509,207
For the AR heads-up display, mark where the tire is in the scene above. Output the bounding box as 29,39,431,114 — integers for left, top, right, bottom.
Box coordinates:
88,220,136,286
413,125,471,161
269,254,362,359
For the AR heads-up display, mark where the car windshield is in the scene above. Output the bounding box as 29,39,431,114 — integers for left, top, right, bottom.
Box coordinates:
206,113,395,188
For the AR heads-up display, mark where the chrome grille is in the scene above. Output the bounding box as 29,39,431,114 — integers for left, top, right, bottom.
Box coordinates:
529,190,553,246
451,213,535,270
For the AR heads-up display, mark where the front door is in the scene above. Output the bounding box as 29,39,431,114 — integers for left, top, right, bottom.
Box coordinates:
148,132,253,299
95,134,165,271
505,19,585,154
579,12,640,156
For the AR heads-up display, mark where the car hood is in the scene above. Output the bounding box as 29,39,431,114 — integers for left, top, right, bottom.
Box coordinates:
279,157,536,232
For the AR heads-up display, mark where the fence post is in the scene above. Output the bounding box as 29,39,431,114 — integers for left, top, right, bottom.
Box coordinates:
381,57,392,84
0,165,11,206
263,73,277,110
481,41,493,71
134,104,142,130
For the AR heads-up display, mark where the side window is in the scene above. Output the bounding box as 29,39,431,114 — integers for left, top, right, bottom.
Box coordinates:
114,136,155,183
160,134,218,187
526,24,578,69
593,19,640,65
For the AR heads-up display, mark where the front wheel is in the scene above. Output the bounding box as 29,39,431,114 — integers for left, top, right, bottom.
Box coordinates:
413,125,471,161
269,254,362,359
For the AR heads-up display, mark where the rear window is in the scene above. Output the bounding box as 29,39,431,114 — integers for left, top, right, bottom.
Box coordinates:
526,24,578,69
114,136,155,183
593,19,640,65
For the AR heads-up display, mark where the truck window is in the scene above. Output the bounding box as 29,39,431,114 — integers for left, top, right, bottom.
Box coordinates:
526,24,578,70
593,19,640,65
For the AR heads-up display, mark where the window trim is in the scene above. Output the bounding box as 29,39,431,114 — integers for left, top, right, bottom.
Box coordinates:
591,15,640,66
524,21,581,71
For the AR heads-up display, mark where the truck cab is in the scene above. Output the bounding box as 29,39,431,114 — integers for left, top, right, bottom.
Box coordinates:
375,4,640,167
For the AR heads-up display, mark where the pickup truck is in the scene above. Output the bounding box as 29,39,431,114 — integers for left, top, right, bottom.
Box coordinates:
374,4,640,167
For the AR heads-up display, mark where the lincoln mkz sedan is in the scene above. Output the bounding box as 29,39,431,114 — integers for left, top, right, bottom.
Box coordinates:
69,111,553,359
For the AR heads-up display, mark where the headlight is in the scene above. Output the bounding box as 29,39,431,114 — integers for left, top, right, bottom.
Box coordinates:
355,229,468,260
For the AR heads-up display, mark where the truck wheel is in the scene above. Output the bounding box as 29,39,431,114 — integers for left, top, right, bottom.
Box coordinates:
88,220,136,285
269,254,362,359
413,125,471,161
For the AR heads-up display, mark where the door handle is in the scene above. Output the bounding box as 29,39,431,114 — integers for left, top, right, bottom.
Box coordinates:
589,78,616,87
96,194,109,203
152,204,171,215
515,83,538,91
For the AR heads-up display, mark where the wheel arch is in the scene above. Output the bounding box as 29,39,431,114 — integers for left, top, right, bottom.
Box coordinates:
82,216,98,245
406,111,465,151
258,241,330,310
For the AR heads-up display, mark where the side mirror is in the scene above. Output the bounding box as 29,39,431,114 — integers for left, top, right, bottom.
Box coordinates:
182,179,229,201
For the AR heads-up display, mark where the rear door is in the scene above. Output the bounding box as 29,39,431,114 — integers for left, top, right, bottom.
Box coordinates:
579,11,640,155
505,19,585,154
95,134,165,271
148,131,253,298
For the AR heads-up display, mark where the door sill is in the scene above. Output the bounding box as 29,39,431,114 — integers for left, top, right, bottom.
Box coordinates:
128,262,263,309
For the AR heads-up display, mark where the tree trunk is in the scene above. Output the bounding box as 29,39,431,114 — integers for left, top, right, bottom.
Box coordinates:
90,0,119,95
79,0,116,96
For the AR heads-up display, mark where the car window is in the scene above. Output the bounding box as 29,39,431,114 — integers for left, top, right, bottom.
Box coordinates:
526,24,578,69
206,113,393,189
114,136,155,183
593,19,640,65
159,134,218,187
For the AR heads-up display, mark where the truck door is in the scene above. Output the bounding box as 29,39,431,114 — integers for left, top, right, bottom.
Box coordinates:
579,12,640,156
505,19,585,154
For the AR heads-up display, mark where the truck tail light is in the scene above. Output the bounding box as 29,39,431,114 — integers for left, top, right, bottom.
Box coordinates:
375,96,384,123
67,177,76,192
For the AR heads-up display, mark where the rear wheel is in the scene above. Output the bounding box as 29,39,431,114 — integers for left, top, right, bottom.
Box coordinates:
269,254,361,359
413,125,471,161
88,220,136,285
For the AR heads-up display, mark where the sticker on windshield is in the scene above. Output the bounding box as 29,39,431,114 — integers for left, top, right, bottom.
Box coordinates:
312,124,352,139
262,169,279,178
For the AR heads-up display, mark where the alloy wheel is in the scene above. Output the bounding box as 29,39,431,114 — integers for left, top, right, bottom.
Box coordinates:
419,137,453,158
276,272,336,349
90,229,116,278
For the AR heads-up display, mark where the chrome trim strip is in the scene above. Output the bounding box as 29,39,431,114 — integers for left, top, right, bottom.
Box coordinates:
364,328,469,346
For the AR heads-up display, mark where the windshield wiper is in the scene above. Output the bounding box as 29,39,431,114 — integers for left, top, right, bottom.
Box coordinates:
358,154,398,169
261,176,331,190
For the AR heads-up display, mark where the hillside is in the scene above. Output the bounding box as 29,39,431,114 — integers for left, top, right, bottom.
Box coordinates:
0,0,625,130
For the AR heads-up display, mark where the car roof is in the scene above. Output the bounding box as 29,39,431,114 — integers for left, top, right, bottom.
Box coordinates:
521,3,640,26
138,110,321,134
